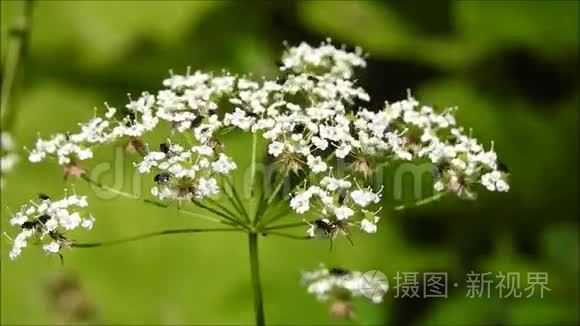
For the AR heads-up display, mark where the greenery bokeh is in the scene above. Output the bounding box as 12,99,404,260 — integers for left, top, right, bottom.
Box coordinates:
1,1,578,325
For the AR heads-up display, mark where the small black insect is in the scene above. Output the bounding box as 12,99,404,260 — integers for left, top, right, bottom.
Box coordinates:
433,167,441,179
154,172,172,184
329,267,351,276
276,75,288,85
434,161,451,178
21,221,38,229
48,231,67,242
306,75,318,82
312,219,354,251
498,160,510,173
337,189,347,205
314,219,334,235
245,111,259,119
20,214,52,230
190,116,203,129
37,215,50,224
292,123,305,134
159,143,180,157
38,193,50,200
159,143,170,154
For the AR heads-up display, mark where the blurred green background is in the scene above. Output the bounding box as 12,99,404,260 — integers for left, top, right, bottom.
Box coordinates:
1,0,578,325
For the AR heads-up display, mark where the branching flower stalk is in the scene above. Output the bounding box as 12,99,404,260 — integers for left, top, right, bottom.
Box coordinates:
6,41,510,325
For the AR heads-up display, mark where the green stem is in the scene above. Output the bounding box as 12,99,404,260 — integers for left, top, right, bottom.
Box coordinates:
393,193,445,211
265,170,287,206
248,232,265,326
205,197,242,222
264,222,305,231
80,173,139,199
225,177,251,223
71,227,242,248
80,173,233,226
1,0,35,131
192,199,250,230
249,132,258,199
259,206,294,227
262,231,311,240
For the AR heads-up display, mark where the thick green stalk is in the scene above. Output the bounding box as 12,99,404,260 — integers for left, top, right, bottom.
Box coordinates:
248,232,265,326
1,0,35,130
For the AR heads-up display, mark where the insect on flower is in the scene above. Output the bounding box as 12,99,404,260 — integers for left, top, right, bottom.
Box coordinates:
153,172,172,184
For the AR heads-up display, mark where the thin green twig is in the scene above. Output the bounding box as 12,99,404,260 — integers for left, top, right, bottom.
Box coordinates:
192,199,250,230
264,222,306,231
205,197,242,222
393,193,445,211
249,132,258,199
258,206,293,227
265,169,287,205
80,174,232,226
71,227,243,248
262,231,311,240
224,177,250,223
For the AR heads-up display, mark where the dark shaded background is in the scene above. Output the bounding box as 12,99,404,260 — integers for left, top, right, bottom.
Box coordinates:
1,1,578,325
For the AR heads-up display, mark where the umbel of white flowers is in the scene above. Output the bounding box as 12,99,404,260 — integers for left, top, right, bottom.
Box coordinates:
302,265,388,319
8,40,509,260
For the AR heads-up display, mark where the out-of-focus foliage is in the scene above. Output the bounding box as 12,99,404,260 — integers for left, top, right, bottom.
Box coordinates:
1,1,577,325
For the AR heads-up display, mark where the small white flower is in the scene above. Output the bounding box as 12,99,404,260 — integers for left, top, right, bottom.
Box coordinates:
81,215,96,230
350,189,380,207
496,179,509,192
311,136,329,150
334,206,354,220
42,241,61,254
290,192,312,214
192,145,214,156
59,212,82,230
307,155,327,173
434,180,445,192
360,219,377,233
197,177,219,197
335,144,351,159
211,154,237,174
9,213,27,226
320,177,351,191
268,141,285,157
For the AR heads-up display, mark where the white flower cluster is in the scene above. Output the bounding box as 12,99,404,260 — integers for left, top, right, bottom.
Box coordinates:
138,143,236,201
302,266,386,304
281,41,366,79
352,97,510,199
7,195,94,260
1,132,19,187
27,71,238,166
219,41,509,236
291,176,382,237
24,40,509,238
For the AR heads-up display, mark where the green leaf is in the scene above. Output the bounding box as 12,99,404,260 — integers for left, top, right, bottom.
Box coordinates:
455,1,579,57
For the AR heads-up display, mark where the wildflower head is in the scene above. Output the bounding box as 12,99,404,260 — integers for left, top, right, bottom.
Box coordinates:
302,265,386,319
7,194,94,260
23,40,509,244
